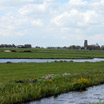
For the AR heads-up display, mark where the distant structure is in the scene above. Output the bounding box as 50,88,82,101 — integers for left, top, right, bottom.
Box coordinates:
24,44,32,48
84,40,88,50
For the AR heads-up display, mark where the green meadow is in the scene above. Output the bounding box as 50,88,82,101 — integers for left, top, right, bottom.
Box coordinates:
1,62,104,83
0,48,104,59
0,62,104,104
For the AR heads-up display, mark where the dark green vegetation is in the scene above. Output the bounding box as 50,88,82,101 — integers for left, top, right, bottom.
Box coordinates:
0,48,104,59
0,62,104,104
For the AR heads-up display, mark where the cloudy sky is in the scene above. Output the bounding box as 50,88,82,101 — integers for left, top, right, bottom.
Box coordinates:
0,0,104,47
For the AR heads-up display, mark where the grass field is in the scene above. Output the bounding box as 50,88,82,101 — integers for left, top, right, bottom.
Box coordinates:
0,62,104,104
0,48,104,59
0,62,104,83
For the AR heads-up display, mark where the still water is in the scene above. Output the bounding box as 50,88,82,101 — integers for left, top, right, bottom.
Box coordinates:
23,84,104,104
0,58,104,63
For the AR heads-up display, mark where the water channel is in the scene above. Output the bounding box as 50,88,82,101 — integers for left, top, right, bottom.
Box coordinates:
23,84,104,104
0,58,104,63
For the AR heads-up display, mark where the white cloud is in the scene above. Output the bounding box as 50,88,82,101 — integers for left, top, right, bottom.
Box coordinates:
78,10,99,26
18,4,46,15
0,0,104,46
88,34,104,45
68,0,88,6
31,19,44,26
52,6,102,27
51,9,81,27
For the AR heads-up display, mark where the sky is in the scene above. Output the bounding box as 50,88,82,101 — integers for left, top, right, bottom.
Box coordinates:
0,0,104,47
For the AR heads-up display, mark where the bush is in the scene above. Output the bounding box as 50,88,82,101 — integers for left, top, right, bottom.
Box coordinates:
72,78,90,91
23,50,32,53
6,61,12,64
11,50,16,52
69,60,74,62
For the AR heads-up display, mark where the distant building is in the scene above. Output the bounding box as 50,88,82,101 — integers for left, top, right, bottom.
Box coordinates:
84,40,88,50
16,45,24,48
35,46,40,48
24,44,32,48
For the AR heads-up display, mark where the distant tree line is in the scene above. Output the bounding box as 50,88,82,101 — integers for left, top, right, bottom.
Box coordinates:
68,44,103,50
0,44,32,48
47,44,104,50
1,43,104,50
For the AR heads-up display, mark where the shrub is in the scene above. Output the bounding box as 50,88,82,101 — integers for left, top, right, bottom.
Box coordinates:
6,61,12,64
72,78,90,91
23,50,32,53
11,50,16,52
69,60,74,62
78,78,89,85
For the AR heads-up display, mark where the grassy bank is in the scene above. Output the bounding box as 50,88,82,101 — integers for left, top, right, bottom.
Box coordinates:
0,62,104,104
0,48,104,59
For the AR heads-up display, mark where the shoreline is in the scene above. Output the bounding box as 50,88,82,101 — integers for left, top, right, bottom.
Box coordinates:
0,57,94,59
18,83,104,104
0,57,104,59
15,76,104,104
1,71,104,104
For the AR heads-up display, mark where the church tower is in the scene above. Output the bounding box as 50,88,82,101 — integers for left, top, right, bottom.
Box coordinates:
84,40,88,50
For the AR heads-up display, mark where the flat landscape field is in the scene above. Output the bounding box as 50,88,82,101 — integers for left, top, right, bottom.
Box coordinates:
0,48,104,59
0,49,104,104
0,62,104,83
0,62,104,104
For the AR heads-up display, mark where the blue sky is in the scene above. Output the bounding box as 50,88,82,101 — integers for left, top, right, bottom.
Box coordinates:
0,0,104,47
60,0,69,3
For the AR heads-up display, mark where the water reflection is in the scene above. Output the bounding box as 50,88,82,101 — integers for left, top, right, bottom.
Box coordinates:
24,84,104,104
0,58,104,63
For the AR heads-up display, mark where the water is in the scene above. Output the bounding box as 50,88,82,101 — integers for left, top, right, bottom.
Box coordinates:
23,84,104,104
0,58,104,63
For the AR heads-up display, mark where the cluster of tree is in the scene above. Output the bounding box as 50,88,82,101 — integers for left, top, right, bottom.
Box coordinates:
1,43,104,50
0,44,32,48
68,45,81,50
47,46,67,49
46,44,104,50
69,44,104,50
0,44,16,48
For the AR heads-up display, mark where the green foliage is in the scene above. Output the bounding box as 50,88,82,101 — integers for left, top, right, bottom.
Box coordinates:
72,78,89,90
69,60,74,62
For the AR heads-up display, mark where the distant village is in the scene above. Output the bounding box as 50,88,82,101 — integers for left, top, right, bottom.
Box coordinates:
0,40,104,50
